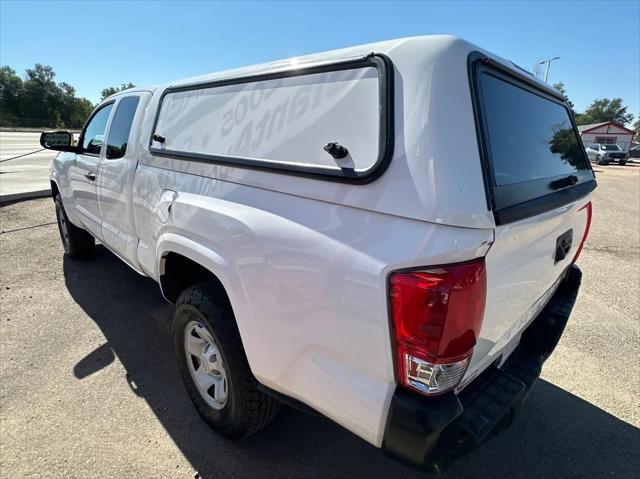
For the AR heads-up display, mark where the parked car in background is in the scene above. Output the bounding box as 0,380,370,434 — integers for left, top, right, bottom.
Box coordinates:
585,143,628,165
40,35,595,471
628,144,640,159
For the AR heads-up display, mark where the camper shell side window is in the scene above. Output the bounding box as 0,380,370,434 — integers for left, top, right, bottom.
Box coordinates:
149,54,394,184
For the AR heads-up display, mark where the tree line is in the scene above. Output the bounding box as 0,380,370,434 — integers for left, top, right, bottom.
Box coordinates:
0,64,638,137
0,64,134,129
553,82,637,135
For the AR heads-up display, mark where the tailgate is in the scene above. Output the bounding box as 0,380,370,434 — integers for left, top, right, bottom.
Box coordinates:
463,57,596,382
467,199,591,379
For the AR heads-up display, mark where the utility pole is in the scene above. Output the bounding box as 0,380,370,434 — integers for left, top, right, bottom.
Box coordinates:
534,56,561,83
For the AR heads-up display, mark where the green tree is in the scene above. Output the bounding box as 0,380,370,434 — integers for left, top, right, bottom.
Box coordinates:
20,64,62,127
100,82,135,100
69,97,94,129
0,64,95,128
58,82,94,129
63,85,94,129
0,66,23,126
577,98,634,126
632,118,640,138
549,122,588,169
553,82,576,117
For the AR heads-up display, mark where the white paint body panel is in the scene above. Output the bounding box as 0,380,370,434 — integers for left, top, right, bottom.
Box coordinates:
467,200,591,381
69,150,103,239
133,165,492,444
50,36,592,448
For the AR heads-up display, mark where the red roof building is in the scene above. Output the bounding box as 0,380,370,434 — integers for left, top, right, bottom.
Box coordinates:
577,121,635,152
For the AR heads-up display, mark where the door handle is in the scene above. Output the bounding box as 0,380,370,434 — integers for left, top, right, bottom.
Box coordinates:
85,172,96,181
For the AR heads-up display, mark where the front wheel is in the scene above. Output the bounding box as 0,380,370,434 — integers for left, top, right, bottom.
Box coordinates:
620,160,627,166
54,194,95,258
173,282,280,439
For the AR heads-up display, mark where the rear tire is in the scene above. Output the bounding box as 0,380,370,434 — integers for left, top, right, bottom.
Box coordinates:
173,282,280,439
54,194,95,259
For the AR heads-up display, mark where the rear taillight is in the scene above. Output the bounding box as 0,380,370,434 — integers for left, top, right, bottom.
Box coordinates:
572,201,592,264
389,259,487,396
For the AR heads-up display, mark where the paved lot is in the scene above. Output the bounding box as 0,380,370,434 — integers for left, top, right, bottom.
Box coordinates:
1,166,639,478
0,131,57,201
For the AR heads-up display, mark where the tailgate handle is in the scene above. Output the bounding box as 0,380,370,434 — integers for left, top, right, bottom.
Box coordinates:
550,175,578,190
555,229,573,263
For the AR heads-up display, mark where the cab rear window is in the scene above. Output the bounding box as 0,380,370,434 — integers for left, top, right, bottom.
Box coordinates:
473,62,595,224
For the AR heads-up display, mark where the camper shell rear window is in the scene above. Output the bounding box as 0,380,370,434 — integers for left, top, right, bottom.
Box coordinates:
471,58,596,224
149,54,393,183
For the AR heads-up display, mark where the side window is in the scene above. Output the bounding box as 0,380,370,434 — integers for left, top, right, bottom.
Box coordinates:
106,97,140,159
82,103,114,154
148,54,392,182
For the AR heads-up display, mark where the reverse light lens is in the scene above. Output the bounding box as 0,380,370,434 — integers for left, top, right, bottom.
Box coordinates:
389,259,487,396
404,353,471,395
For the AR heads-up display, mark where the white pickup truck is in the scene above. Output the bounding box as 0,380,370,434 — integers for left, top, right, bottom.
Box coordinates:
42,36,595,470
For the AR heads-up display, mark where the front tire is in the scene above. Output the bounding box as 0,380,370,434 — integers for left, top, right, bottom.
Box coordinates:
54,194,95,259
173,282,280,439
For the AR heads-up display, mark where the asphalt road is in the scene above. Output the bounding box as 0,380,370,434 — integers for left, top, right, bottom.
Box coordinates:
0,131,53,163
0,131,59,199
0,165,639,478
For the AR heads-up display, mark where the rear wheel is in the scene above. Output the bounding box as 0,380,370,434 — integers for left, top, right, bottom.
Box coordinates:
173,282,280,438
54,194,95,258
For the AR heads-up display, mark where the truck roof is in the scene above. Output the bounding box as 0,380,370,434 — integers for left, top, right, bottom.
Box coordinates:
150,35,550,95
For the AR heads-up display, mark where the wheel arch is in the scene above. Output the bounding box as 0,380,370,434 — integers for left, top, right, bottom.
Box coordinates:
50,179,60,198
157,233,265,388
156,234,239,308
160,251,230,306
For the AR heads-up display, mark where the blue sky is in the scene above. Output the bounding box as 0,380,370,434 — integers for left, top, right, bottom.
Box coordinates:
1,0,639,122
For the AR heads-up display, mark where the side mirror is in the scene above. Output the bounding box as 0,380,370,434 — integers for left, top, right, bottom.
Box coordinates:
40,131,80,152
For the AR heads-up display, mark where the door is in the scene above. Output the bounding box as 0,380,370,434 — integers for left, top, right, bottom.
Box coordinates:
70,102,114,238
97,93,147,270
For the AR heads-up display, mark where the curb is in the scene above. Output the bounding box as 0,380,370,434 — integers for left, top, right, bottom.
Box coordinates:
0,188,51,205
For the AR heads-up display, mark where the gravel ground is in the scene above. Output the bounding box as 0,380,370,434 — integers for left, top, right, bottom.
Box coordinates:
0,165,638,478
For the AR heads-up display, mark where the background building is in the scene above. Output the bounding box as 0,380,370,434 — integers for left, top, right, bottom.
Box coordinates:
577,122,635,152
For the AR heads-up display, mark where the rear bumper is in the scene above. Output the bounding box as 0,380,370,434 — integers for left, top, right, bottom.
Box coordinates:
381,265,582,471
